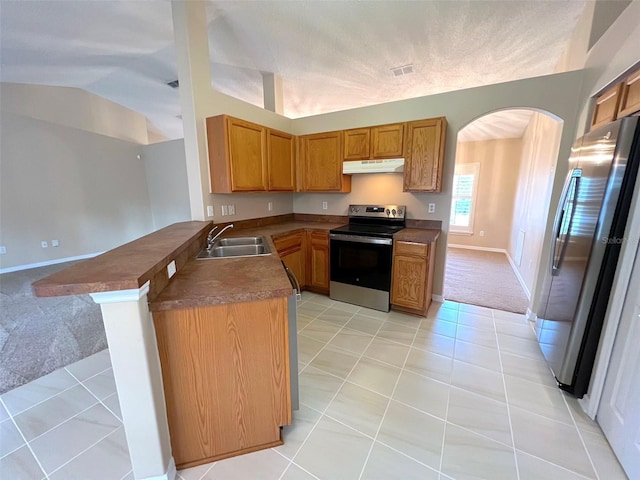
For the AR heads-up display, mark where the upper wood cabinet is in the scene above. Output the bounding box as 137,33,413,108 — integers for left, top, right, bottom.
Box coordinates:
267,129,295,191
206,115,295,193
207,115,267,193
298,131,351,192
343,123,404,160
403,118,447,192
591,84,623,131
618,68,640,118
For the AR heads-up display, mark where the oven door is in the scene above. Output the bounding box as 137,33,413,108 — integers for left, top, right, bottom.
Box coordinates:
329,234,393,291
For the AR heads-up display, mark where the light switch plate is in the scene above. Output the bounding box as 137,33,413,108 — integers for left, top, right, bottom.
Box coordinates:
0,246,6,254
322,201,328,210
207,205,214,217
229,204,235,215
268,202,273,211
221,205,228,216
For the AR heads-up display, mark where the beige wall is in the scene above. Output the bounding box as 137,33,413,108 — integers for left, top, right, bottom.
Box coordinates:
508,112,563,298
143,139,192,230
0,83,149,145
0,111,153,270
448,138,523,250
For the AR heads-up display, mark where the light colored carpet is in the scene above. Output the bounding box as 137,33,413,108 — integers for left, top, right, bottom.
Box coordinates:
444,247,528,314
0,262,106,394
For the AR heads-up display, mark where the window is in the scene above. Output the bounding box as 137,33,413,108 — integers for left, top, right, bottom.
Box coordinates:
450,163,480,234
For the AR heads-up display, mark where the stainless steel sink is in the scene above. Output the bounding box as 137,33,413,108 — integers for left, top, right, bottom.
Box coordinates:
215,236,264,246
196,238,271,259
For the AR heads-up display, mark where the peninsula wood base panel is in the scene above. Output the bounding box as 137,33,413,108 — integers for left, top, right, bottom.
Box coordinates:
153,297,291,469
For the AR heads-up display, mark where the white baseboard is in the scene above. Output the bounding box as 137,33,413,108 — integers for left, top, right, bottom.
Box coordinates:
526,308,538,323
448,244,506,253
0,252,103,274
139,457,176,480
447,244,532,301
505,251,531,300
432,294,444,303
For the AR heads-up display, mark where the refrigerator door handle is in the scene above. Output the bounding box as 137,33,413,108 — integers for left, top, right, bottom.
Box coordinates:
551,168,582,276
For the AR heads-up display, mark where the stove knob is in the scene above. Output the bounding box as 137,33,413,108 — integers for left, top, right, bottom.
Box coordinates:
386,209,391,216
392,209,397,216
398,208,403,216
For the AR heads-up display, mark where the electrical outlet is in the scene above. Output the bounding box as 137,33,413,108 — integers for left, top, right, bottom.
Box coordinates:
207,205,214,217
268,202,273,212
167,260,177,278
0,246,6,254
479,231,485,237
221,205,228,216
228,204,235,215
41,241,48,248
428,203,436,214
322,201,328,210
51,239,59,247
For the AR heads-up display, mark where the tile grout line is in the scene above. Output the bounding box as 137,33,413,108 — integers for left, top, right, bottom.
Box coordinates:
45,425,126,478
491,308,521,480
280,308,389,480
357,310,435,480
0,396,51,480
560,391,602,480
275,302,360,480
437,304,460,478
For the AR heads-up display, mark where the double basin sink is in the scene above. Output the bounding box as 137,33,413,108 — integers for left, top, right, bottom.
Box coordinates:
196,236,271,260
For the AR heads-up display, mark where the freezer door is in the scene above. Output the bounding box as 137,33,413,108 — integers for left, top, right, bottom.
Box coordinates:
536,121,622,384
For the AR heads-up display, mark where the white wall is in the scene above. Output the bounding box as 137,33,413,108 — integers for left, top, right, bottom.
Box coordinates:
143,139,191,230
508,112,563,298
0,111,153,270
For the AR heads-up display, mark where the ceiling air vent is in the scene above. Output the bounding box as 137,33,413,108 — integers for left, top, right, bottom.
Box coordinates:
390,64,414,77
167,80,179,88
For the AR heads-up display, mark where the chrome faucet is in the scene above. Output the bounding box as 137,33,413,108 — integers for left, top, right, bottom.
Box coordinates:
207,224,234,250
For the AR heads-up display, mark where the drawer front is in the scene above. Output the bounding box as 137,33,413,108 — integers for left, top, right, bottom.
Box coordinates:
394,241,428,258
273,232,304,253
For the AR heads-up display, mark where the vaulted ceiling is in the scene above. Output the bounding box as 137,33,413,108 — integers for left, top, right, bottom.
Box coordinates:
1,1,588,142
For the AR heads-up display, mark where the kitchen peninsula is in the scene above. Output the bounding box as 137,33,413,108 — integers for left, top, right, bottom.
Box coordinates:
32,216,439,478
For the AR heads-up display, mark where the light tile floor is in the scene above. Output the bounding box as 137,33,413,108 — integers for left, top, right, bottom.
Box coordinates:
0,293,628,480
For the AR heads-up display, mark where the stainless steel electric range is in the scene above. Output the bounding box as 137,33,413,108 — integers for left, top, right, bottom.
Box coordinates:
329,204,406,312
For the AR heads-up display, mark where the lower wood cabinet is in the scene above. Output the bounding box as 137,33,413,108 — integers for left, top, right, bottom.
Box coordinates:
391,240,436,316
153,297,291,469
273,229,330,294
273,231,305,284
306,230,330,294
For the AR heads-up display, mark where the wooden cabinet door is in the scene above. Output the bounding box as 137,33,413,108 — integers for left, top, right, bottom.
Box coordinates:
403,118,447,192
267,129,295,191
274,232,305,286
153,297,290,468
618,69,640,118
591,83,623,130
228,117,267,191
372,123,404,158
344,128,371,160
206,115,267,193
391,241,428,311
299,131,345,191
306,230,329,293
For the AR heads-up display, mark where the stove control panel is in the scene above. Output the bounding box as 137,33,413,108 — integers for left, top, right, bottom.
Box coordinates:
348,204,406,219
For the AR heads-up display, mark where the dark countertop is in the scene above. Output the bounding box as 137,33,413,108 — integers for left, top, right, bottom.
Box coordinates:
394,228,440,244
32,217,439,311
32,221,211,297
148,221,344,311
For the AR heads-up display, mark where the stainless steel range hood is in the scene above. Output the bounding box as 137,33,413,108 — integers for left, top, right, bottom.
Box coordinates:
342,158,404,174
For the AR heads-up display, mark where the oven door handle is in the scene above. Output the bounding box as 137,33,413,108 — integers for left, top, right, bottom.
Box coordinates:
329,233,393,245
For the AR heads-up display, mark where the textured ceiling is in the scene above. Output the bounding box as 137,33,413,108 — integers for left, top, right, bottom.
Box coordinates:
458,110,535,143
0,1,587,142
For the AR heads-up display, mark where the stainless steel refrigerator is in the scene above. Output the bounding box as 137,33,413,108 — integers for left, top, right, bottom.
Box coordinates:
536,116,640,397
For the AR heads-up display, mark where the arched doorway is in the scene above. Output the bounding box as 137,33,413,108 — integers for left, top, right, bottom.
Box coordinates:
443,108,563,315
